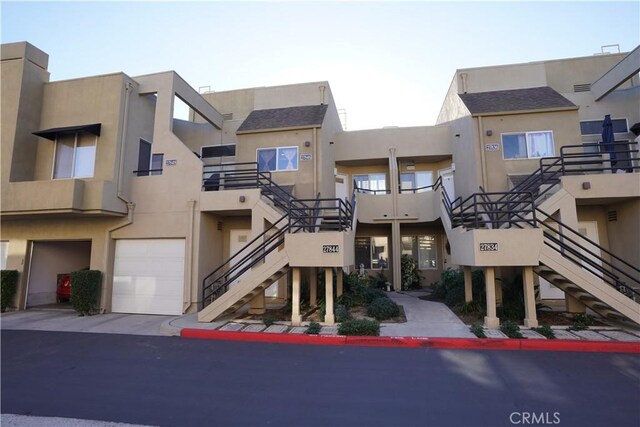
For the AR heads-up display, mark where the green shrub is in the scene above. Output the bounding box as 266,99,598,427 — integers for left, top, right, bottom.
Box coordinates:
534,325,556,339
338,319,380,336
305,322,321,334
369,271,389,290
263,316,275,327
456,300,483,315
401,254,423,290
1,270,19,312
335,304,350,322
367,297,400,320
70,270,101,316
470,323,486,338
569,313,595,331
500,320,524,339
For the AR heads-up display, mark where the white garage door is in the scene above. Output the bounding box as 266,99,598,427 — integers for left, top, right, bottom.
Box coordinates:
113,239,185,315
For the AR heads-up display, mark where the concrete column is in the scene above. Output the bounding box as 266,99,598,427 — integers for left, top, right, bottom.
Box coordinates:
324,267,335,325
522,266,539,328
463,266,473,303
336,268,343,297
391,221,402,291
248,290,266,315
565,293,587,314
309,267,317,307
484,267,500,328
291,267,302,326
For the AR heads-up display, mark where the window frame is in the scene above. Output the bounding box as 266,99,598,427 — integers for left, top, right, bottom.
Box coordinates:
51,132,97,179
579,118,629,136
501,130,555,160
201,144,237,159
256,146,299,172
354,236,389,270
401,235,438,270
353,173,388,194
399,171,434,193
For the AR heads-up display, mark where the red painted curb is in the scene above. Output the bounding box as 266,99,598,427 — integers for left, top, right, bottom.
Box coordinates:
180,328,640,353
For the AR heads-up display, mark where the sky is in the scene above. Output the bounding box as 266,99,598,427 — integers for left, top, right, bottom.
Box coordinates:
2,1,639,130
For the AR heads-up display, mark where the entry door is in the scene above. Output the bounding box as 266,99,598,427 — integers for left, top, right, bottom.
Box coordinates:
335,174,347,202
439,168,455,200
229,230,251,287
578,221,602,274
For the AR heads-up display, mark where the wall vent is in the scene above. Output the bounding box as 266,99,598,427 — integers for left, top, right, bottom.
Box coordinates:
607,211,618,222
574,83,591,92
222,113,233,120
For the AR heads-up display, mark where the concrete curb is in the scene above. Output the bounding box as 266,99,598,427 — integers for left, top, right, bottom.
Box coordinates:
180,328,640,353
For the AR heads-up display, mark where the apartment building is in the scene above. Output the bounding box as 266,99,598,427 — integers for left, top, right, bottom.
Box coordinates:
1,41,638,327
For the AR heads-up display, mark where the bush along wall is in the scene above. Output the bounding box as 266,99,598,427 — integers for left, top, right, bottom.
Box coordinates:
1,270,19,312
70,270,102,316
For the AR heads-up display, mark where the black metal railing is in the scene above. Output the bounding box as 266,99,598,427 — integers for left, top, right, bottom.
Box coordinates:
201,214,290,308
289,197,353,232
200,162,357,309
535,208,640,302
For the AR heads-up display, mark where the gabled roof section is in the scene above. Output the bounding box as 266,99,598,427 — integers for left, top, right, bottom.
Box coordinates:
237,104,328,133
459,86,576,115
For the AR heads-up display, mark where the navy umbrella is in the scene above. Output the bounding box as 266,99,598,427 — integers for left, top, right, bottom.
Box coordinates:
601,114,617,170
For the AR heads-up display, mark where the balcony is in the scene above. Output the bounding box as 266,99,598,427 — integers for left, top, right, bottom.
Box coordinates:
1,179,126,217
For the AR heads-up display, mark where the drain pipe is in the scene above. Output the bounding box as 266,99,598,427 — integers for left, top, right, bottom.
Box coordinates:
478,115,488,190
183,199,196,313
313,127,318,196
117,81,134,204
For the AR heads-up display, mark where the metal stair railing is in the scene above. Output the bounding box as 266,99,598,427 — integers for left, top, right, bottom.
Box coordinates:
201,214,290,308
201,163,358,310
289,197,353,232
535,208,640,303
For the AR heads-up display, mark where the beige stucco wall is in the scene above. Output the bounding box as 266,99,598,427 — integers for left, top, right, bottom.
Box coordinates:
479,110,582,192
1,43,49,185
544,53,630,94
605,199,640,283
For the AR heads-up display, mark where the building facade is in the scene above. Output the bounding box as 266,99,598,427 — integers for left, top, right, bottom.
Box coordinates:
2,42,638,327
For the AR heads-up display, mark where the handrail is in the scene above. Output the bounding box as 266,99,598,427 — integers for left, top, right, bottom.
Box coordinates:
536,209,639,301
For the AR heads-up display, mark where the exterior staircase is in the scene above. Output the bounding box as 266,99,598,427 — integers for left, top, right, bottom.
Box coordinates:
437,141,640,325
198,162,356,322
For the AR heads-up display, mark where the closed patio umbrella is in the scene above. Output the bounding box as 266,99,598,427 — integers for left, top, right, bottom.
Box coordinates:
601,114,617,171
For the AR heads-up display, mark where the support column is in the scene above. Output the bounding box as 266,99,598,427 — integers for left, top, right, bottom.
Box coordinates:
291,268,302,326
522,266,538,328
336,268,343,297
324,267,335,325
391,221,402,291
565,293,587,314
484,267,500,328
463,266,473,303
309,267,317,307
248,291,266,315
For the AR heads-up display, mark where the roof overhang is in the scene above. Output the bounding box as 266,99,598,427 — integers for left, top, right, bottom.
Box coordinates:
470,106,579,117
33,123,101,141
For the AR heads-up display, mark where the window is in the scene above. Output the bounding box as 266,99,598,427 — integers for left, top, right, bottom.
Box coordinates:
201,144,236,158
137,139,163,176
402,235,437,269
400,171,433,193
502,131,554,160
257,146,298,172
353,173,387,193
0,241,8,270
580,118,628,135
53,132,96,178
354,236,389,269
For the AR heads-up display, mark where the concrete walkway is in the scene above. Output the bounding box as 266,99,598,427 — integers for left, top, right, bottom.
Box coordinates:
382,291,476,338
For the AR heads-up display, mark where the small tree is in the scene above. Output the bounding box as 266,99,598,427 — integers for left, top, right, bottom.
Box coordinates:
70,270,102,316
1,270,19,312
401,254,422,290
